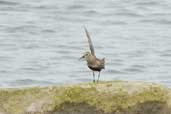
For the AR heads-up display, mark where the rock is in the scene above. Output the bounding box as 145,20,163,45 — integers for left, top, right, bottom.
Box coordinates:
26,98,54,114
0,81,170,114
0,113,5,114
26,103,38,114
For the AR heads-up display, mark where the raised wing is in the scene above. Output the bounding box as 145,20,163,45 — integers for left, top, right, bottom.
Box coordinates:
84,27,95,56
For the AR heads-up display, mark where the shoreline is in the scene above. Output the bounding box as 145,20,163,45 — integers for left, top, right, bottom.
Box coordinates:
0,80,170,89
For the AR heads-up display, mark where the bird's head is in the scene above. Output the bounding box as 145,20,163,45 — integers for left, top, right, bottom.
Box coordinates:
79,51,91,61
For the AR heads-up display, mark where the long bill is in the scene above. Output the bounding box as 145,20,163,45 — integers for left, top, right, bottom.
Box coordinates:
79,55,84,60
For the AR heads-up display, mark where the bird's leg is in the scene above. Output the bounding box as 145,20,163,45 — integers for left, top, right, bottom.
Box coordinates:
97,72,100,83
93,71,95,83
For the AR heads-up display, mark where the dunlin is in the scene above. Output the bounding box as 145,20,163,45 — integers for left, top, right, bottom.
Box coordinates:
80,27,105,83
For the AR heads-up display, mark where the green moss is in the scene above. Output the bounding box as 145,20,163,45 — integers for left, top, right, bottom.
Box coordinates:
0,87,43,114
0,81,170,114
53,81,169,113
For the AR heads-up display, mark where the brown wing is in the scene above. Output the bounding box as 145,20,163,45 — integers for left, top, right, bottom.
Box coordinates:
84,27,95,56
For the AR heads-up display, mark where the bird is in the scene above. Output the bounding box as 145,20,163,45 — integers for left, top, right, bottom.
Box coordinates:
80,27,105,83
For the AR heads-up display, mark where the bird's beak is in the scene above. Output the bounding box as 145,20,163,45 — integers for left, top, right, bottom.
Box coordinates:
79,55,85,60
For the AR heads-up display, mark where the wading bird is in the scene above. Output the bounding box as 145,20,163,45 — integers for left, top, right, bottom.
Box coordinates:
80,27,105,83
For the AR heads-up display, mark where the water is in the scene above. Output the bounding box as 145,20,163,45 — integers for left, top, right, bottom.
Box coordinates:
0,0,171,87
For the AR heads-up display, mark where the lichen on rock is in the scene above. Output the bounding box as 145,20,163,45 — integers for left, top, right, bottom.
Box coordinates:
0,81,170,114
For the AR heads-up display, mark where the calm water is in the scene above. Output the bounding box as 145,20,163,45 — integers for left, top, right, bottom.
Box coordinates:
0,0,171,87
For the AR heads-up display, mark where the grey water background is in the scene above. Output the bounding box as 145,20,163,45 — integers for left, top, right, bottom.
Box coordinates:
0,0,171,87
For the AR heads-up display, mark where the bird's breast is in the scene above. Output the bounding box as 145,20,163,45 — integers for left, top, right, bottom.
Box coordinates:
86,56,96,65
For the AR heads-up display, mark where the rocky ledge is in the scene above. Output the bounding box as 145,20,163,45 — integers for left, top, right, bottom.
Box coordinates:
0,81,171,114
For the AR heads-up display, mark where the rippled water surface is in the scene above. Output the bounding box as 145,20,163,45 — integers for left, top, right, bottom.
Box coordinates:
0,0,171,87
